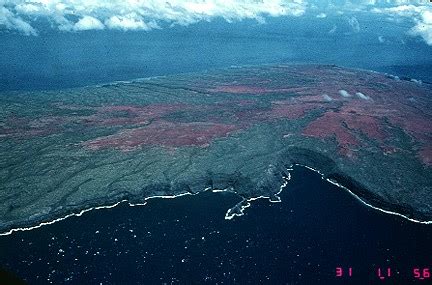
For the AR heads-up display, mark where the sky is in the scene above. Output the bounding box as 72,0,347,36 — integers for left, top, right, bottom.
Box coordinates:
0,0,431,45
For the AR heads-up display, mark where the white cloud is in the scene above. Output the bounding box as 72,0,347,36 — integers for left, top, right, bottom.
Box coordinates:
339,90,351,97
74,16,104,31
0,6,37,35
105,15,146,31
0,0,307,34
322,94,333,101
0,0,430,46
356,92,370,100
409,10,432,45
372,4,432,46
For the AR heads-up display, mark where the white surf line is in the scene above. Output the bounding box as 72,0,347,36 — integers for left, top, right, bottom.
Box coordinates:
211,186,235,193
224,172,291,220
92,75,168,88
325,179,432,225
294,163,432,225
0,191,199,236
0,199,127,236
3,163,429,236
0,188,230,236
224,200,252,220
129,192,196,207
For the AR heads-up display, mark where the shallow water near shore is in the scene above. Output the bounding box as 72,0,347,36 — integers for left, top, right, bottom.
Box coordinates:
0,165,431,284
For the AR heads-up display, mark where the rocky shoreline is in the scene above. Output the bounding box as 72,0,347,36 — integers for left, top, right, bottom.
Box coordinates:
2,149,431,236
1,64,431,234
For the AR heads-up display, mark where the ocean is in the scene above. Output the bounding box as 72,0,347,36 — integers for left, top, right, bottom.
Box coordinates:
1,16,432,92
1,165,431,284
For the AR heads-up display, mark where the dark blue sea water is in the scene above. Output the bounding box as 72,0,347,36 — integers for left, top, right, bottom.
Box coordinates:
1,15,432,92
1,166,431,284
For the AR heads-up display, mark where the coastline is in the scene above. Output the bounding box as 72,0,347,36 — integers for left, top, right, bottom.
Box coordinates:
1,163,431,237
299,164,432,225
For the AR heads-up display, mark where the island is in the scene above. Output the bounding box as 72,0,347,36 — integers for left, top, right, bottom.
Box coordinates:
0,64,431,234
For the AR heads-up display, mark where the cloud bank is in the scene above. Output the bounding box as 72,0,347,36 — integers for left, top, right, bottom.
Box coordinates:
372,4,432,45
0,0,307,34
0,0,431,45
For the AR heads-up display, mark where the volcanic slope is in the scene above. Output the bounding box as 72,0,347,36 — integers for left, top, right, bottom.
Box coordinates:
0,64,431,232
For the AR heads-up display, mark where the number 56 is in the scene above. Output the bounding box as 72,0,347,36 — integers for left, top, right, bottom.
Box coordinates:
413,268,430,279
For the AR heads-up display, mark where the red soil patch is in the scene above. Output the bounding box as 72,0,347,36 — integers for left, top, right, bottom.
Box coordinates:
84,120,239,151
302,111,360,151
388,114,431,141
342,113,387,141
302,106,391,156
